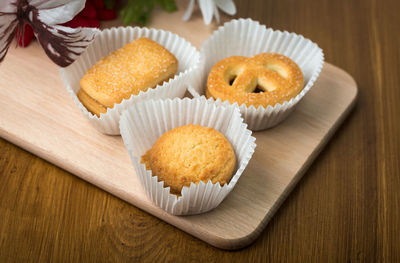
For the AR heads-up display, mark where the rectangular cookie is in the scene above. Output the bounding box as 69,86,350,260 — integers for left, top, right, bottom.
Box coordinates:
78,37,178,116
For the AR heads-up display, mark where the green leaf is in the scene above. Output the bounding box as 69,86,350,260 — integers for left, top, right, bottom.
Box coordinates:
155,0,178,12
119,0,177,26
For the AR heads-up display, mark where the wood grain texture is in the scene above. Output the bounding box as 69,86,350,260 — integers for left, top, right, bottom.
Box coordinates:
0,0,399,261
0,17,357,249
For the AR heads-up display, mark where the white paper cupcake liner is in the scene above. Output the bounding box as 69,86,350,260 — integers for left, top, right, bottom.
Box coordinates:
59,26,203,135
119,97,256,215
195,18,324,131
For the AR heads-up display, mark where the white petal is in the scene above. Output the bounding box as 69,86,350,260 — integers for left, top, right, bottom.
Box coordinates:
213,4,220,24
182,0,195,21
215,0,236,15
32,0,85,25
198,0,214,25
0,16,17,64
29,0,81,9
0,0,18,13
35,25,99,67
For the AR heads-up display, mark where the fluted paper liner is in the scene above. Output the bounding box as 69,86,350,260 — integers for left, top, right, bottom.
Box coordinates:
59,27,203,135
196,18,324,130
119,97,256,215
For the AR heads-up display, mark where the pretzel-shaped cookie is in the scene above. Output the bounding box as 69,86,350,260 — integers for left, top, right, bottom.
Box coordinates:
206,53,304,108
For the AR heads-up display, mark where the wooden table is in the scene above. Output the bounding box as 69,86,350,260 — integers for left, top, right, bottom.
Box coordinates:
1,0,399,261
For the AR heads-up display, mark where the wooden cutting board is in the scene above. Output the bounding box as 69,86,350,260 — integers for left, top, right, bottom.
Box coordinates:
0,4,357,250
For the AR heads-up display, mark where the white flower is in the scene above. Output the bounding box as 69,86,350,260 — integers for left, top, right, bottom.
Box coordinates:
182,0,236,25
0,0,99,67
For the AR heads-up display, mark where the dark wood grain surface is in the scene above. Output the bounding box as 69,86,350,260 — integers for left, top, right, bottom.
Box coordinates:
1,0,399,261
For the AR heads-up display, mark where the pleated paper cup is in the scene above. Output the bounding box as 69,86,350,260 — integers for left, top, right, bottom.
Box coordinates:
59,27,203,135
196,18,324,131
119,97,256,215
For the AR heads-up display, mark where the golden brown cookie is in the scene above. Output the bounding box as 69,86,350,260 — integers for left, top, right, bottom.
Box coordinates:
206,53,303,108
78,37,178,116
141,124,237,195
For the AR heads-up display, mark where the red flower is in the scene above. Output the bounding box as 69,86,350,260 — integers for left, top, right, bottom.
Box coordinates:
91,0,105,9
80,1,97,19
97,8,116,20
16,23,34,47
16,0,117,47
63,0,102,29
63,15,100,29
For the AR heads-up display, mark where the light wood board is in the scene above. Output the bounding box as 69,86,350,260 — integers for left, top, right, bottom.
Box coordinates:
0,4,357,250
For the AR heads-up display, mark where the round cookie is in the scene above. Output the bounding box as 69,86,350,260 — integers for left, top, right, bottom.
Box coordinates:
141,124,237,195
206,53,304,108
